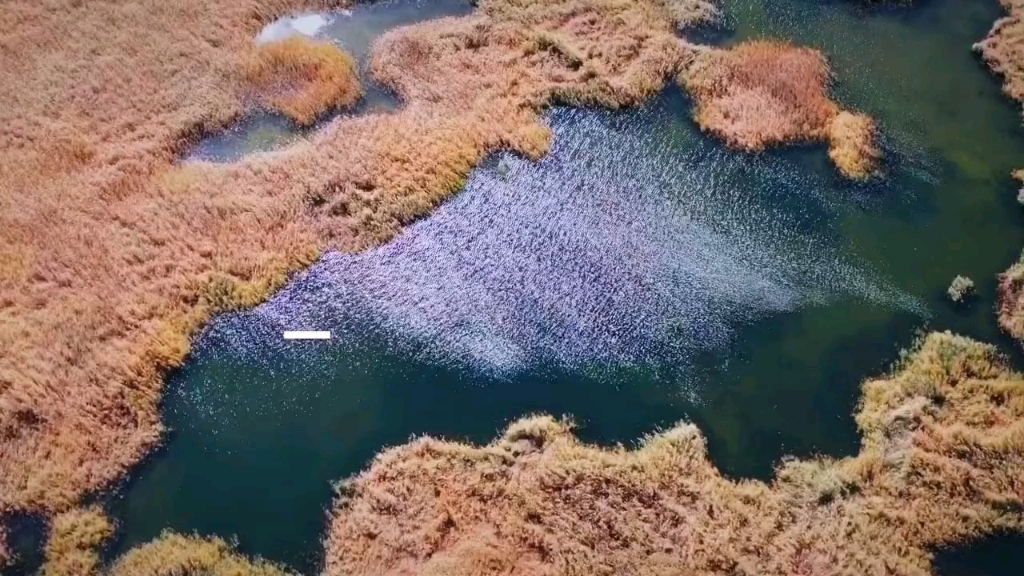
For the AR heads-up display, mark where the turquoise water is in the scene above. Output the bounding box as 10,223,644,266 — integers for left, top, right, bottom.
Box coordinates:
112,0,1024,573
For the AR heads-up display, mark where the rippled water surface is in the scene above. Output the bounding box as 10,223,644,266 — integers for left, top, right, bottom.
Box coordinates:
114,0,1024,572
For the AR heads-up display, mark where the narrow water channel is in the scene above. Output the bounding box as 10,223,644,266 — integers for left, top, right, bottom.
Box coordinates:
112,0,1024,572
186,0,474,162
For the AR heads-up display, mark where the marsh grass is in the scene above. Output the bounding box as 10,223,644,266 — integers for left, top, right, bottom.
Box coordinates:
0,524,8,568
979,0,1024,341
947,275,976,304
245,36,363,126
40,507,113,576
108,532,292,576
0,0,717,537
32,511,292,576
323,332,1024,575
678,40,880,180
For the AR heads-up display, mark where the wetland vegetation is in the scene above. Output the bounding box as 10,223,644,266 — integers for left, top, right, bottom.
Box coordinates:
3,0,1024,573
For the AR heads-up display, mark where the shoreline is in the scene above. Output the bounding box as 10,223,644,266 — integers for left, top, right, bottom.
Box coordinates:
4,0,1024,572
0,0,717,557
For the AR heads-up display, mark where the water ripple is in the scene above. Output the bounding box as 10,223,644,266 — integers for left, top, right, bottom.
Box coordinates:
197,101,924,381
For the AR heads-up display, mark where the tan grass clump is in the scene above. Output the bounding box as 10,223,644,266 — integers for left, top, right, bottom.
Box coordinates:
978,0,1024,340
0,0,715,539
323,331,1024,575
0,523,8,568
975,0,1024,105
41,506,114,576
245,36,363,126
678,40,880,179
31,512,292,576
998,252,1024,338
108,532,292,576
828,110,882,180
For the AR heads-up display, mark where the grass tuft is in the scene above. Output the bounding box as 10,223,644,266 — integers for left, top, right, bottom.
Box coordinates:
981,0,1024,342
244,36,363,126
948,275,976,304
678,40,880,179
109,532,293,576
41,506,114,576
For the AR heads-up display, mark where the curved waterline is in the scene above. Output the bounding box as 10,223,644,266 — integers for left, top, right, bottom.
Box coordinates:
186,0,475,162
113,0,1024,572
217,96,921,377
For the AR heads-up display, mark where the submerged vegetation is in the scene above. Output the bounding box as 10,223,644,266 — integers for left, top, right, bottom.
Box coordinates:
678,41,881,180
323,332,1024,575
245,36,363,126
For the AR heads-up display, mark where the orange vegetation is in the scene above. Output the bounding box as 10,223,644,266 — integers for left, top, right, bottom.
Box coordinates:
41,506,114,576
107,532,292,576
40,516,293,576
0,0,716,537
0,523,7,568
975,0,1024,105
245,36,362,126
323,332,1024,576
978,0,1024,340
678,41,881,180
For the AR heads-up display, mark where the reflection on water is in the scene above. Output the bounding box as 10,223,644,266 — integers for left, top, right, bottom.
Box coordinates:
117,0,1024,572
186,0,474,162
240,100,918,377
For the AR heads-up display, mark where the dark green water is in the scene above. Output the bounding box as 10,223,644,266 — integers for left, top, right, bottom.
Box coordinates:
111,0,1024,573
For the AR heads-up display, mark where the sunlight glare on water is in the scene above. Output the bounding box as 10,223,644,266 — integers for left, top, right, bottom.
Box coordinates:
191,101,923,405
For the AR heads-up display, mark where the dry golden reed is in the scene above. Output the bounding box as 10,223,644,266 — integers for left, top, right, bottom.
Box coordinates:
0,0,716,538
678,40,880,180
245,36,363,126
979,0,1024,340
0,523,8,568
324,332,1024,576
108,532,292,576
35,513,292,576
976,0,1024,106
41,506,114,576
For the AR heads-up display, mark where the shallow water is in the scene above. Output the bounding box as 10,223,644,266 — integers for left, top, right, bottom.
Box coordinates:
115,0,1024,572
186,0,474,162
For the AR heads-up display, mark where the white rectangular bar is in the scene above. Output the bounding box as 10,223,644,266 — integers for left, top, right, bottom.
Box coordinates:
283,331,331,340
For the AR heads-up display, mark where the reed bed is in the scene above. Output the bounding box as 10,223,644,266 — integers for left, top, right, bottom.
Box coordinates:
38,517,292,576
323,331,1024,576
0,0,717,541
0,524,8,567
678,40,880,180
41,506,113,576
979,0,1024,340
245,36,362,126
107,532,292,576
